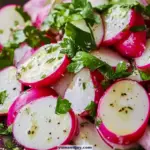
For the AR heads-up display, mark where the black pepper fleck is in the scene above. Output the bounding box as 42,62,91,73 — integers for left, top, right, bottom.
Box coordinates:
57,137,60,139
13,88,16,90
121,93,127,96
57,122,60,125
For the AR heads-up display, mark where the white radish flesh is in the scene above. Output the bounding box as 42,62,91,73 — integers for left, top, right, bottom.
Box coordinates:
0,5,25,45
97,80,150,144
88,0,109,7
13,96,75,149
127,70,143,82
135,39,150,71
91,48,130,68
52,72,75,97
73,117,112,150
17,44,69,87
0,67,22,114
64,69,103,115
71,16,104,47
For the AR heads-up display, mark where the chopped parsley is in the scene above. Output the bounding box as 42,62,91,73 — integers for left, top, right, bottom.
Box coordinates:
0,29,4,34
130,25,147,32
41,74,47,79
55,97,72,115
95,118,102,126
0,123,12,135
85,101,97,118
0,90,8,105
82,82,86,90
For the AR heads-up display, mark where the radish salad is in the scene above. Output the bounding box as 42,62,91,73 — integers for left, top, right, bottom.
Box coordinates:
0,0,150,149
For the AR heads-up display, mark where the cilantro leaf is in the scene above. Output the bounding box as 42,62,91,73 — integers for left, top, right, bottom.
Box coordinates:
130,25,146,32
85,101,97,118
72,0,88,8
0,123,12,135
55,97,72,114
139,71,150,81
0,90,8,105
65,23,96,51
15,6,31,22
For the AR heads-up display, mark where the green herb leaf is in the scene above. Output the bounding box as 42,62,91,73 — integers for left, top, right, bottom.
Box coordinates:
65,23,96,51
85,101,97,118
139,71,150,81
0,90,8,105
95,118,102,126
0,123,12,135
12,30,26,44
72,0,87,8
55,97,72,114
94,4,113,13
15,6,31,22
130,25,146,32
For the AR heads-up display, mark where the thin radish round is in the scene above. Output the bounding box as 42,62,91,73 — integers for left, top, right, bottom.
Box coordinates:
0,5,25,45
14,44,33,67
91,48,130,68
97,80,150,145
115,11,146,58
139,126,150,150
52,72,75,98
64,68,104,115
72,117,112,150
135,39,150,71
7,88,77,150
0,66,22,115
17,44,70,87
71,16,104,48
102,6,138,46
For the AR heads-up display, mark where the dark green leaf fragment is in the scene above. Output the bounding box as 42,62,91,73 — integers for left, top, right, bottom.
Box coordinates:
95,118,102,126
139,71,150,81
55,97,72,114
130,25,146,32
85,101,97,118
0,90,8,105
0,123,12,135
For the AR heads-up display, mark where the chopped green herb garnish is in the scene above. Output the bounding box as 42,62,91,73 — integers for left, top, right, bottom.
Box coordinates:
55,97,72,114
82,82,86,90
0,29,4,34
139,71,150,81
46,58,56,64
0,90,8,104
95,118,102,126
130,25,146,32
85,101,97,118
0,123,12,135
41,74,47,79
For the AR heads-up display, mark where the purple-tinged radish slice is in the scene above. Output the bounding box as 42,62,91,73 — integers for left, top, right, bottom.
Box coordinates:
139,126,150,150
135,39,150,71
0,66,22,115
8,88,77,149
64,68,104,115
97,80,150,145
71,16,104,48
72,117,112,150
14,44,33,67
102,6,138,46
91,48,130,68
17,44,70,87
52,72,75,97
0,5,25,45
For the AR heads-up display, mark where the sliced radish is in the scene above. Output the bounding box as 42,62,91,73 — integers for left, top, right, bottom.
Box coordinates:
14,44,33,67
139,126,150,150
0,5,25,45
97,80,150,145
91,48,130,68
52,72,75,97
135,39,150,71
102,7,139,46
71,16,104,48
0,66,22,115
24,0,62,26
17,44,70,87
64,68,104,115
72,116,112,150
88,0,109,7
115,11,146,58
99,129,139,150
7,88,77,149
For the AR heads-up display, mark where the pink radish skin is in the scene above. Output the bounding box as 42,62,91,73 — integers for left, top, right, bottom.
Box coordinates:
102,9,139,46
135,39,150,72
0,66,23,116
97,80,150,145
17,44,70,87
115,12,146,58
8,88,77,150
64,69,104,116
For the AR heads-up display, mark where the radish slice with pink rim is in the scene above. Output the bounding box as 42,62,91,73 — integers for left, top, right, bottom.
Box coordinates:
135,39,150,71
0,66,23,115
64,68,104,115
0,5,25,45
102,7,139,46
17,44,70,87
96,80,150,145
91,48,130,69
7,88,77,150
